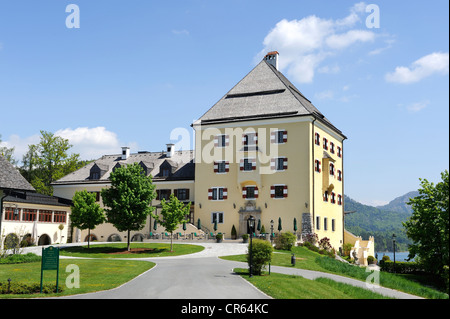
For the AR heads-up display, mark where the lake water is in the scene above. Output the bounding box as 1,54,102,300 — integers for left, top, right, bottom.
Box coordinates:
375,251,414,262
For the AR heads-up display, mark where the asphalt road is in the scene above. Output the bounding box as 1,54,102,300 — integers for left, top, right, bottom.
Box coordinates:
25,241,422,299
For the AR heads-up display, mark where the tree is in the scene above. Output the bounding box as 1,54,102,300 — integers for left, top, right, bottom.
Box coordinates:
153,193,190,252
23,131,82,195
101,163,156,251
403,170,449,280
0,134,17,165
71,190,105,248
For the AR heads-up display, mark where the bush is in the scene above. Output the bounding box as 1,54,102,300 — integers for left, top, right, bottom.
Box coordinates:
379,260,424,274
0,253,41,264
274,232,296,251
247,239,273,275
318,237,332,251
367,255,377,264
0,282,61,294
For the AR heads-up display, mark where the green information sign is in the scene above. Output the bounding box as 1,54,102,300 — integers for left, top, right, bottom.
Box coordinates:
40,246,60,293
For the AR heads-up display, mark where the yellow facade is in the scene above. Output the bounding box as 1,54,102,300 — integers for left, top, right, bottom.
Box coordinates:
193,116,345,249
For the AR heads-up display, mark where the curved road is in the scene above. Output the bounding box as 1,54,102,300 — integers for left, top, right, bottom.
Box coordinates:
27,241,422,299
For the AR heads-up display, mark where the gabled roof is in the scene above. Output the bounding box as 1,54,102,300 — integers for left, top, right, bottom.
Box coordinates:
0,155,35,192
52,150,194,185
196,59,345,138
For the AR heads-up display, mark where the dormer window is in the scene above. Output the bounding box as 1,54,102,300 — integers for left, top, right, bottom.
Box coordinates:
162,168,170,177
89,163,108,180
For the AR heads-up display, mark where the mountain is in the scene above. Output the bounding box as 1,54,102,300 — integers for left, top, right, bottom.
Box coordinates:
376,191,419,214
343,193,417,252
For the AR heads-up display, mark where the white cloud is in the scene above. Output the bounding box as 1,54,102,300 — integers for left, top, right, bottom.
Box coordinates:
2,127,136,163
256,2,377,83
406,100,429,113
385,52,449,84
172,29,189,36
55,127,136,160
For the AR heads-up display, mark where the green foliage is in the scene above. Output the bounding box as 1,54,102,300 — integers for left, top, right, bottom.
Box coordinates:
379,259,423,274
403,170,449,279
152,193,190,252
0,253,41,264
231,225,237,239
20,130,84,195
247,239,273,275
102,163,156,251
0,134,17,165
344,195,411,251
0,282,60,294
274,232,296,250
71,190,105,248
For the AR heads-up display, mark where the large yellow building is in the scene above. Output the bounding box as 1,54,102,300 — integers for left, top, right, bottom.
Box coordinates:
51,51,361,254
193,51,346,249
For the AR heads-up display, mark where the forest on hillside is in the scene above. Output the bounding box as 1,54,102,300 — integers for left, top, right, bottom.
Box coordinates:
344,194,415,252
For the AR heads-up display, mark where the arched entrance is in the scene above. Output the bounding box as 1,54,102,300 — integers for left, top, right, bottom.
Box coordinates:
107,234,122,242
84,234,97,242
38,234,51,246
131,233,144,242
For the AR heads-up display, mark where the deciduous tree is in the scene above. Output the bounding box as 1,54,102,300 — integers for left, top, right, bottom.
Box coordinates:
101,163,156,251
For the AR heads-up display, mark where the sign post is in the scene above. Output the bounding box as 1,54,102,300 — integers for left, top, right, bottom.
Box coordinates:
40,246,60,293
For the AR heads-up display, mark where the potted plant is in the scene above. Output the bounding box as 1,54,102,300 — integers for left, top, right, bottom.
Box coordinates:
216,233,223,243
231,225,237,240
242,234,249,243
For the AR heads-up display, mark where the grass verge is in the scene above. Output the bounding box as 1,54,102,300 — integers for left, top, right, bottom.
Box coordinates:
59,242,204,258
0,258,154,298
234,268,391,299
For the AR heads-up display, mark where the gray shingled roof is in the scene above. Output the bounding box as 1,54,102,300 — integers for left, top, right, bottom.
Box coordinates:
197,59,345,138
0,155,35,191
52,150,194,185
4,190,71,207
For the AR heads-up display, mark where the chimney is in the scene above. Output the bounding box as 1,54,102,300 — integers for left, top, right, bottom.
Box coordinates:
166,143,175,158
121,147,130,160
264,51,279,70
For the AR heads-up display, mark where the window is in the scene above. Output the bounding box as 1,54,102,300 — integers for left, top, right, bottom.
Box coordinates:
315,133,320,145
54,211,67,223
331,192,336,204
242,186,258,199
315,160,321,172
90,172,100,180
208,187,227,200
240,158,256,171
215,134,229,147
316,216,320,230
337,170,342,181
174,188,190,200
162,168,170,177
243,132,257,146
271,185,288,198
337,146,342,158
332,219,336,231
4,207,20,221
39,210,53,223
214,161,229,173
338,195,342,206
323,138,328,150
156,189,171,200
329,163,335,176
22,209,36,222
323,191,329,202
330,142,335,154
89,191,100,202
271,157,288,171
211,212,224,224
271,130,287,143
324,217,328,231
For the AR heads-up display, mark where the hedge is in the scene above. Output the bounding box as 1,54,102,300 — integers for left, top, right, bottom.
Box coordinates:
379,260,424,274
0,282,61,294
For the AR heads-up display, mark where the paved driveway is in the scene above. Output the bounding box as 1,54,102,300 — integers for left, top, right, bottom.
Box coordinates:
26,241,422,299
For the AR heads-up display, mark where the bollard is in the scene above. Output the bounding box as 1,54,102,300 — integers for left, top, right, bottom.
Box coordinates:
291,253,296,266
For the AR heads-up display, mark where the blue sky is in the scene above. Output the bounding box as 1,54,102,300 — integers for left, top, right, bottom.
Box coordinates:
0,0,448,206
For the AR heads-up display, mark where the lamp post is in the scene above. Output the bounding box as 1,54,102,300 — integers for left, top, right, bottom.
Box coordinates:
247,216,256,278
392,233,396,273
270,219,274,246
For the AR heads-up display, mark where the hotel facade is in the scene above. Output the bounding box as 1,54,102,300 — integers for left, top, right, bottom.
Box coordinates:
51,52,372,259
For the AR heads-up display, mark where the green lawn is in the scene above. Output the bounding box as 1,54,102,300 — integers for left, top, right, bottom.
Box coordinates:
59,242,204,258
0,259,154,298
222,245,449,299
234,268,392,299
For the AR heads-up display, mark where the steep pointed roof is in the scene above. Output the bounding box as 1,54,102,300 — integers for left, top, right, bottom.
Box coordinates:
196,59,345,138
0,155,35,192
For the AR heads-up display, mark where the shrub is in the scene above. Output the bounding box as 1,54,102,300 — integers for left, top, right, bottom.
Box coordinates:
274,232,296,251
231,225,237,239
0,253,41,264
303,233,318,245
0,282,61,294
367,255,376,264
247,239,273,275
318,237,332,252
